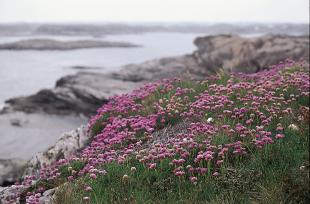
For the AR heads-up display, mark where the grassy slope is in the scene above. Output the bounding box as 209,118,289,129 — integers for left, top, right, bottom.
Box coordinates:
24,63,310,204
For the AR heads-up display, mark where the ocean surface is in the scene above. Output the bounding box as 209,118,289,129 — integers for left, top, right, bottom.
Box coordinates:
0,32,200,159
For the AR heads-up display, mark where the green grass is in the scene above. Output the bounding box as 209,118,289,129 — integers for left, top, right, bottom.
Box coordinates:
51,65,309,204
55,121,309,204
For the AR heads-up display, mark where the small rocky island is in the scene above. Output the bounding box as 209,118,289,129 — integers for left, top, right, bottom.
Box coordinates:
0,38,139,50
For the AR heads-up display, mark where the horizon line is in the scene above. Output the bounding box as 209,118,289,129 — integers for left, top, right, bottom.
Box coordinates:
0,21,309,25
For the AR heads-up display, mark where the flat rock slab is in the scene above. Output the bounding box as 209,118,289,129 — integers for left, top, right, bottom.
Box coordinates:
5,72,142,115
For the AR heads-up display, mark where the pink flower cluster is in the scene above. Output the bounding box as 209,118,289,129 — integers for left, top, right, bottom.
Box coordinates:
9,60,309,204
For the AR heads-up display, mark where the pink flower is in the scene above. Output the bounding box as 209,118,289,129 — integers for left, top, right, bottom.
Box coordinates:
275,134,285,139
175,171,185,177
89,173,97,180
216,160,224,166
85,186,92,192
67,176,74,182
204,154,213,161
213,172,219,176
149,163,157,169
189,176,198,184
276,127,284,131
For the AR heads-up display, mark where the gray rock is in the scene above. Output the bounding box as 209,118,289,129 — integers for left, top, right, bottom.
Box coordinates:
23,125,89,176
5,72,141,115
112,55,207,82
39,187,58,204
0,38,139,50
0,185,25,204
114,35,309,80
193,34,309,73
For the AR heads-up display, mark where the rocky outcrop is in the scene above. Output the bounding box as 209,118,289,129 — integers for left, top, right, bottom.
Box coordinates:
0,125,89,203
0,39,139,50
112,55,207,82
193,34,309,73
4,72,141,115
4,35,309,115
23,125,89,176
111,35,309,80
0,184,25,204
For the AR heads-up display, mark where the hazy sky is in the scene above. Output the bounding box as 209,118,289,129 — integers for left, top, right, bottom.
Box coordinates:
0,0,309,23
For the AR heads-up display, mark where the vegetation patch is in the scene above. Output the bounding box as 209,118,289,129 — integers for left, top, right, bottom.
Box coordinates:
10,60,309,204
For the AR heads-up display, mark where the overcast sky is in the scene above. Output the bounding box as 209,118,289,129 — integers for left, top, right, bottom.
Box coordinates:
0,0,309,23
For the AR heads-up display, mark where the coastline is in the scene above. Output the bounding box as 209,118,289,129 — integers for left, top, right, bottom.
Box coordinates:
4,34,309,115
0,34,309,188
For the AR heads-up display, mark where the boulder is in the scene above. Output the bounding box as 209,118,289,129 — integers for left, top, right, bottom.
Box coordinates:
39,187,58,204
193,34,309,73
0,185,25,204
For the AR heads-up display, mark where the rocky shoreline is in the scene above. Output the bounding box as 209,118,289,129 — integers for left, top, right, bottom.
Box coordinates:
3,34,309,116
0,34,309,202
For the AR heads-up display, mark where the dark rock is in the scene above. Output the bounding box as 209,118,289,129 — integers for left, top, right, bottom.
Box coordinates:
10,119,22,127
5,72,141,115
69,65,101,70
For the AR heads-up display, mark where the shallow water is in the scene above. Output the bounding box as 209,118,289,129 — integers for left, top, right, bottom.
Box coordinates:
0,112,87,159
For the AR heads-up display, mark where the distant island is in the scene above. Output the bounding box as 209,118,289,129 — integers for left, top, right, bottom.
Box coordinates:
0,23,308,37
0,39,140,50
